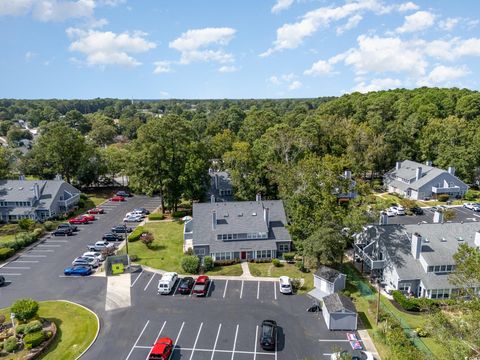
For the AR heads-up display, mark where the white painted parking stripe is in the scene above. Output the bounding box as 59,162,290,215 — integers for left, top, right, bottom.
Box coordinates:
131,270,144,288
37,244,61,247
240,280,244,299
44,240,68,243
254,325,258,360
275,329,277,360
20,255,47,258
125,320,149,360
318,339,363,342
143,273,155,292
29,249,54,252
172,279,181,296
2,267,30,270
189,322,203,360
231,324,239,360
169,321,185,360
13,260,38,263
257,281,260,300
223,280,229,298
211,323,222,360
274,281,277,300
0,273,22,276
144,321,167,360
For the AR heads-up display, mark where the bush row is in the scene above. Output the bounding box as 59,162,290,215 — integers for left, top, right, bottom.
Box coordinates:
128,226,145,242
392,290,456,312
16,320,42,335
214,258,240,266
0,247,15,260
148,213,164,221
24,330,47,349
172,210,189,218
0,229,45,261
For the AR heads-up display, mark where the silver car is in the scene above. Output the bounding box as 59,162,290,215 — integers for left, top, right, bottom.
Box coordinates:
72,257,99,268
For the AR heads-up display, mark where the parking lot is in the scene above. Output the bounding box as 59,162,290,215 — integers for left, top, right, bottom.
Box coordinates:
387,205,480,225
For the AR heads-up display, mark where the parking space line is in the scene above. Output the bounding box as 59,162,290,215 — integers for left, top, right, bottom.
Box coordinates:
175,348,274,355
0,273,22,276
2,267,30,270
169,321,185,360
274,282,277,300
37,244,61,247
275,329,277,360
44,240,68,243
223,280,228,298
29,249,54,252
144,321,167,360
189,322,203,360
231,324,239,360
257,281,260,300
131,270,144,288
254,325,258,360
19,255,47,258
13,260,38,263
240,280,244,299
210,323,222,360
172,279,181,296
143,273,155,292
125,320,149,360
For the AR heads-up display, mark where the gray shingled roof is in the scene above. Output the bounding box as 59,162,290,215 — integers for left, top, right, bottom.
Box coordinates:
323,293,356,314
314,265,343,283
192,200,291,253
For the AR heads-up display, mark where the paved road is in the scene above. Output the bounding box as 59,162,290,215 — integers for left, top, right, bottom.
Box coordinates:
387,205,480,225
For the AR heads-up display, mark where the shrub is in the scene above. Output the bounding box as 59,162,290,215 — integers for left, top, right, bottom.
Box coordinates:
282,252,295,262
3,336,18,352
129,254,138,262
16,323,27,334
140,232,154,248
101,247,116,258
25,320,42,334
32,227,44,239
43,221,55,231
291,278,302,291
148,213,164,221
181,255,200,274
172,210,188,218
24,330,46,349
18,218,35,231
415,327,428,337
213,259,239,266
392,291,419,311
464,190,478,201
437,194,450,202
77,198,86,209
128,226,144,242
0,247,14,260
185,248,194,256
272,258,281,267
11,298,39,322
80,193,88,201
203,256,214,271
295,261,308,273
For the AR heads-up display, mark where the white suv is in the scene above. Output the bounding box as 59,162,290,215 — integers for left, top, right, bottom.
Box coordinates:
279,276,292,294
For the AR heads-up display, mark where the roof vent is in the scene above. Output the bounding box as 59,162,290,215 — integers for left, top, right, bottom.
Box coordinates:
441,237,447,242
8,187,13,190
457,236,464,242
252,212,257,216
238,212,243,217
18,187,23,190
224,213,229,217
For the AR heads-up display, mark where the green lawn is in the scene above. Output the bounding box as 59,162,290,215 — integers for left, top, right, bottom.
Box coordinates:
248,262,313,293
85,193,111,206
0,233,16,244
0,300,98,360
205,263,243,276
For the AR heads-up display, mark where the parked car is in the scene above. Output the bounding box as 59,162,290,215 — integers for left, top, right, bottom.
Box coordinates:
411,206,424,215
81,214,96,222
192,275,210,296
385,208,396,217
0,275,5,286
72,256,99,268
87,207,105,214
133,207,150,215
87,241,114,252
111,225,133,234
116,190,132,198
260,320,277,351
148,337,173,360
279,276,292,294
52,227,73,236
68,216,89,224
123,214,143,222
464,203,475,210
126,210,146,218
177,277,195,295
82,251,105,262
394,206,405,216
430,206,438,212
102,232,123,242
330,350,374,360
158,272,178,295
58,223,78,232
110,196,126,202
64,265,92,276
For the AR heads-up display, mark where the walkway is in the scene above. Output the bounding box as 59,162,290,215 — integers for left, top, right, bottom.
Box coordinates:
240,261,251,277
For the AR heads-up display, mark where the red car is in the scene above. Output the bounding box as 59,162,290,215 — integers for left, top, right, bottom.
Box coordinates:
110,196,126,202
87,207,104,214
192,275,210,296
81,214,96,221
68,216,89,224
148,337,173,360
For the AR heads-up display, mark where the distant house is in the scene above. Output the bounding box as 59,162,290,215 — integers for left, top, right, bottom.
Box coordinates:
322,293,358,331
354,222,480,299
384,160,468,200
208,169,233,202
0,179,80,222
335,170,357,201
184,195,292,260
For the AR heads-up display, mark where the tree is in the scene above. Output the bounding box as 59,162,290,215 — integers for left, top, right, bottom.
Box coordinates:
88,115,117,146
303,226,347,267
11,298,39,322
0,147,12,178
64,110,90,134
450,243,480,296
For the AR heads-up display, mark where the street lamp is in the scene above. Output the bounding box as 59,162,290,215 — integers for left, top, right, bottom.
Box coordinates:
124,221,129,255
376,278,381,325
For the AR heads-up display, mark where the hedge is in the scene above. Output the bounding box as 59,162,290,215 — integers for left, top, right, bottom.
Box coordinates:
392,290,420,311
24,330,46,349
25,320,43,334
203,256,214,271
0,230,43,252
282,252,295,261
437,194,450,202
391,290,455,312
172,210,189,218
148,213,164,220
214,259,240,266
0,247,14,260
128,226,145,242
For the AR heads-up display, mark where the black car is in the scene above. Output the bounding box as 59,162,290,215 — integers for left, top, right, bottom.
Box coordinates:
102,232,123,241
58,223,78,232
0,276,5,286
52,227,73,236
116,190,132,198
177,277,195,295
411,206,424,215
111,225,133,234
260,320,277,351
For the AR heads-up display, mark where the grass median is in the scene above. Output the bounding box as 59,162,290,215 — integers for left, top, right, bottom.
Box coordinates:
248,262,313,293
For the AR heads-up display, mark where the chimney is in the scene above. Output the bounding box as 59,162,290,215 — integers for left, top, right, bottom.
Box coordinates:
33,183,40,200
416,167,422,181
396,161,402,170
448,166,455,176
212,210,217,230
256,193,261,202
411,232,422,260
425,160,432,167
264,207,270,228
54,174,62,181
214,174,219,189
344,170,352,179
18,174,25,181
475,231,480,248
379,212,388,225
433,211,443,224
210,194,215,203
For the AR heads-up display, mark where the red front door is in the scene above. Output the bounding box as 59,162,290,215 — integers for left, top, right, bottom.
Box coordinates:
241,251,246,260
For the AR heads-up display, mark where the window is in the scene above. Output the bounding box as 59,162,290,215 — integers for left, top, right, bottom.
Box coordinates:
217,235,222,240
398,282,411,292
256,250,272,259
430,289,450,299
195,248,205,256
215,252,232,260
279,244,290,252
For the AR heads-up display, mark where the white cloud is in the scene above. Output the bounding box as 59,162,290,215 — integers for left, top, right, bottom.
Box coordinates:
336,14,363,35
0,0,34,16
268,76,281,85
288,80,302,90
304,59,334,76
417,65,469,86
159,91,170,98
352,78,402,93
271,0,294,14
268,73,301,90
34,0,95,22
67,28,156,67
218,65,239,73
24,51,37,62
424,37,480,61
439,17,460,31
396,11,435,33
97,0,126,6
153,61,172,74
397,2,419,12
169,27,236,64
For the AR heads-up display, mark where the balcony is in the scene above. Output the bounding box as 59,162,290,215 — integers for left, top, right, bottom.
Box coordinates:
354,243,385,270
59,193,80,208
431,185,461,194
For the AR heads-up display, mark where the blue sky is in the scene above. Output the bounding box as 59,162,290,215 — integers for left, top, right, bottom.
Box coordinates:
1,0,479,99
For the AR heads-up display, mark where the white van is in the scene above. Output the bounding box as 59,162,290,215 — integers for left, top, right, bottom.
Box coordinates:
157,272,178,294
279,276,292,294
